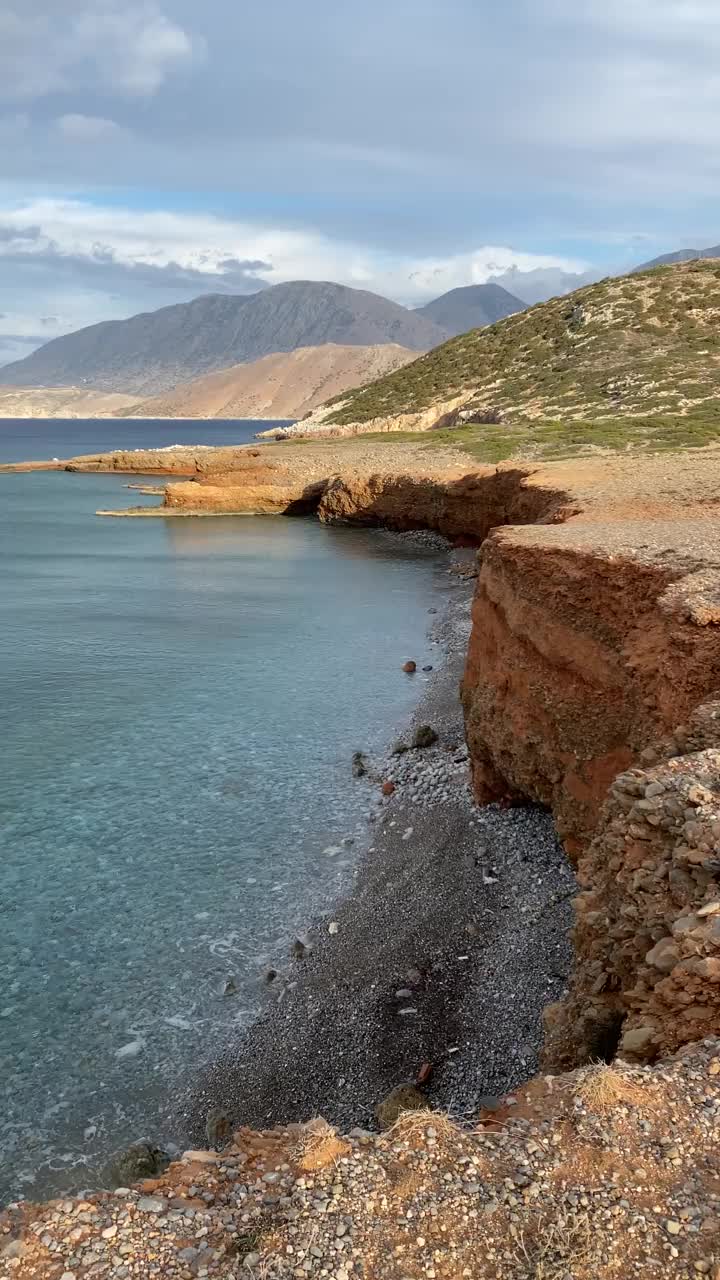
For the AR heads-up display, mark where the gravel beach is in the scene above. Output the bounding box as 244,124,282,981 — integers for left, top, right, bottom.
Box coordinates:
184,547,576,1143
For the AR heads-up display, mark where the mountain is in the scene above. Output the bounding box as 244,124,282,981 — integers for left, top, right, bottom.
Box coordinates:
0,387,137,419
486,266,602,306
0,282,448,397
634,244,720,272
125,343,419,420
310,260,720,431
415,283,523,334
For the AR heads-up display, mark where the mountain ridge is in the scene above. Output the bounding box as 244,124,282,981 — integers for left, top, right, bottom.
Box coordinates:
0,279,522,397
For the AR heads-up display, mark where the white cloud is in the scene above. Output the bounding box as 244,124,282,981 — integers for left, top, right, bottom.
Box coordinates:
55,114,126,141
0,2,200,103
0,197,586,305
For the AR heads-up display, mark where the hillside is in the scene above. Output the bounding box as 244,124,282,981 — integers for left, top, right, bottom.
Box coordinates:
0,386,137,418
125,342,419,420
0,282,447,397
307,261,720,450
416,281,523,333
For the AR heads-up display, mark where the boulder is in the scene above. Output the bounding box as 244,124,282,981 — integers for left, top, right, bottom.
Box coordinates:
108,1141,170,1187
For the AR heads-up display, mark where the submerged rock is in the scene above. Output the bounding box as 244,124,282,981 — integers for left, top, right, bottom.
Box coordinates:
351,751,367,778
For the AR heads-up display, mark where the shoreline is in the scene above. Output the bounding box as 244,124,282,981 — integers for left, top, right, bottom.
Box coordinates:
182,550,576,1145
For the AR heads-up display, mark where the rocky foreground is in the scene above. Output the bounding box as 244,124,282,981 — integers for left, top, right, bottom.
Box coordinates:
3,1043,720,1279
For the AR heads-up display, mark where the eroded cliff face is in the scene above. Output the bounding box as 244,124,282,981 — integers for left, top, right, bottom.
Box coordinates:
316,468,573,541
543,702,720,1067
460,519,720,1066
462,524,720,855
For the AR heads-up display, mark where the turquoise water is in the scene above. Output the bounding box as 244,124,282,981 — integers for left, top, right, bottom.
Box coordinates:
0,433,444,1202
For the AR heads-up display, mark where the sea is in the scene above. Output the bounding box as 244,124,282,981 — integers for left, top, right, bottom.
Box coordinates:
0,419,447,1202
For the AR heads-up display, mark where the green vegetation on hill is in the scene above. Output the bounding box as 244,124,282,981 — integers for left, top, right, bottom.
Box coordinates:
322,261,720,431
355,406,720,465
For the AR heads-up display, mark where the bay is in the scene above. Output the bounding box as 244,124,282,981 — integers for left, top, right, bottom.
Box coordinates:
0,421,445,1201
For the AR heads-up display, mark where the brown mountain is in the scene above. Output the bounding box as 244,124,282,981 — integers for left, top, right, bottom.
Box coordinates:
0,282,447,397
125,343,419,420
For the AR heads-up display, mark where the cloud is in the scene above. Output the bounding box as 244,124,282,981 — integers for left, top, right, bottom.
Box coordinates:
55,114,126,141
0,1,201,103
3,0,720,362
0,197,583,307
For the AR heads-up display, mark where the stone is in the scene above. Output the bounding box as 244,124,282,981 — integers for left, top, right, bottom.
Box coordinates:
109,1142,170,1187
206,1106,232,1149
412,725,438,750
666,1220,682,1235
137,1196,166,1212
422,665,433,672
1,1241,28,1260
620,1026,657,1057
328,922,340,935
402,661,417,674
375,1084,427,1129
381,781,396,797
351,752,367,778
477,1095,501,1112
645,938,680,973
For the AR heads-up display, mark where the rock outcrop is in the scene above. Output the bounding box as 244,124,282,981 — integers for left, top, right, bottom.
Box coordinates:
544,702,720,1067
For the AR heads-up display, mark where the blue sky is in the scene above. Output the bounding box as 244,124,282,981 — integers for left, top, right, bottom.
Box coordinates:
2,0,720,365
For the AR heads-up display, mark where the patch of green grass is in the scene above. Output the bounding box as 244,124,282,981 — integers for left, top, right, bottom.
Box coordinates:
355,407,720,464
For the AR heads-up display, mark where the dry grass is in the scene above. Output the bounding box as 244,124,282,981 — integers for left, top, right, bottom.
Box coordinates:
290,1117,350,1171
383,1107,460,1144
574,1062,648,1112
512,1209,596,1279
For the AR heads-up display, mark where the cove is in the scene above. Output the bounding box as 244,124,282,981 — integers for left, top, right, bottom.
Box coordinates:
0,466,446,1202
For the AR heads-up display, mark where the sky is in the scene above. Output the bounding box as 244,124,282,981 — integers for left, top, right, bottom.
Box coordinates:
2,0,720,366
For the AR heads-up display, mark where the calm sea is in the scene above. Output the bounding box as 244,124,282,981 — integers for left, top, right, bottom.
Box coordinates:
0,420,445,1201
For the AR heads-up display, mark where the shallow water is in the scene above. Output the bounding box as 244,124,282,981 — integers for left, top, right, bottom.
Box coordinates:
0,428,444,1201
